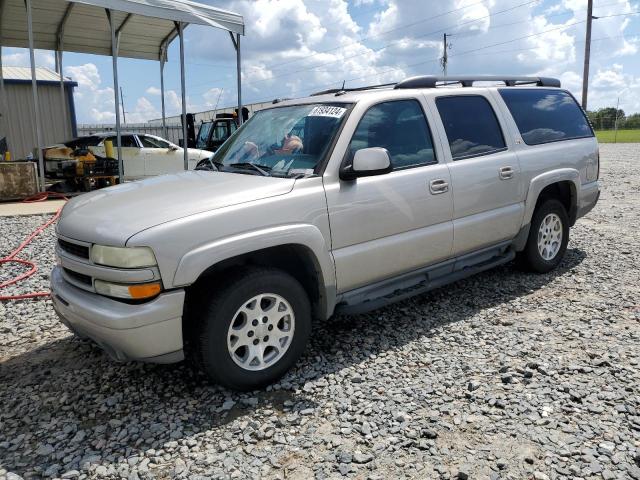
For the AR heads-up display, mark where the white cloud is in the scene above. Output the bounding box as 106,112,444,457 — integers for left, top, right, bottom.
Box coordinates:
125,97,161,123
64,63,116,124
1,49,55,69
146,86,161,95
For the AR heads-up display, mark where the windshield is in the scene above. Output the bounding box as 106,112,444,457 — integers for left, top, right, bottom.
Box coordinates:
213,103,350,177
195,123,212,149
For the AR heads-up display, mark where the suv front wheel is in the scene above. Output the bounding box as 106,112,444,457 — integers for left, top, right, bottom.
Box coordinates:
193,268,311,390
517,198,570,273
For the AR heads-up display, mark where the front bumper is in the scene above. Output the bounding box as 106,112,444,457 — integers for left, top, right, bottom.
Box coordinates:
51,266,185,363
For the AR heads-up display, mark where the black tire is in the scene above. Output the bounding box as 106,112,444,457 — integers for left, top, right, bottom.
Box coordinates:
517,198,570,273
192,267,311,391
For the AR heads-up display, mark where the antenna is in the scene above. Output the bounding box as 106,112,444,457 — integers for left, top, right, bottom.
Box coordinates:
341,80,346,90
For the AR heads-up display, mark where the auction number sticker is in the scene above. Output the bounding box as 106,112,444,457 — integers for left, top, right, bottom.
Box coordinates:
308,106,346,118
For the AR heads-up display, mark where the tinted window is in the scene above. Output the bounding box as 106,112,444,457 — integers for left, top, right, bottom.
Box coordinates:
104,135,137,148
499,89,593,145
436,95,506,160
348,100,436,169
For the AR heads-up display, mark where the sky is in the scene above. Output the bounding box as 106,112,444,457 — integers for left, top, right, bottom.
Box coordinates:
2,0,639,124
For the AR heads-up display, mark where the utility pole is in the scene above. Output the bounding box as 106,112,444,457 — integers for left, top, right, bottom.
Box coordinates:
440,33,452,78
120,86,127,124
581,0,594,110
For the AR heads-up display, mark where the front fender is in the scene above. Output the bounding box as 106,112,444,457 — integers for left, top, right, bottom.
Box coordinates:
172,223,336,299
523,168,580,227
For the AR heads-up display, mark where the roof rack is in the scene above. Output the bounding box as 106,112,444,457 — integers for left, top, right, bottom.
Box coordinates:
394,75,561,89
310,82,396,97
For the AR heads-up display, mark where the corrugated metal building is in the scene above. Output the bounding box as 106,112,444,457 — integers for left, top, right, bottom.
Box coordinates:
0,66,77,159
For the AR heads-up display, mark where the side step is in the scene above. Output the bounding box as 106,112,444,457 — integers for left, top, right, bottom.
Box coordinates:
335,247,515,315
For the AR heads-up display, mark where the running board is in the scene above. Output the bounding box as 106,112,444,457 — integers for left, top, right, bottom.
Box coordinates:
335,245,515,315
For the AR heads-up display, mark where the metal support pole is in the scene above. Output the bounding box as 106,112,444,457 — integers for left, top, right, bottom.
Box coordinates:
56,2,73,141
178,21,188,170
107,9,123,183
56,51,69,138
236,33,242,125
0,0,6,155
160,50,167,139
581,0,593,110
0,44,6,154
26,0,45,190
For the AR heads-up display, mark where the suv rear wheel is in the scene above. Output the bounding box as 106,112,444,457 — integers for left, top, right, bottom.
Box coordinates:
517,198,569,273
193,268,311,390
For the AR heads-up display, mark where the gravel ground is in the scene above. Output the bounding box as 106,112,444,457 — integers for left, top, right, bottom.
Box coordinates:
1,143,639,480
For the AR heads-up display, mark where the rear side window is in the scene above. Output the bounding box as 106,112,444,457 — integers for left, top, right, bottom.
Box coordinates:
348,99,436,170
498,89,593,145
435,95,506,160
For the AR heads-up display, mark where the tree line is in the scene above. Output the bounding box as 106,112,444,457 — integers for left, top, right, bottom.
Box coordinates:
587,108,640,130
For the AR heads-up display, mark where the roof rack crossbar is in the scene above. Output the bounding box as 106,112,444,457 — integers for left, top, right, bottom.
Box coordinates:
394,75,561,89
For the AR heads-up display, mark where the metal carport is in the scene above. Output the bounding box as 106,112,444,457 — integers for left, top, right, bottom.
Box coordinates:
0,0,244,189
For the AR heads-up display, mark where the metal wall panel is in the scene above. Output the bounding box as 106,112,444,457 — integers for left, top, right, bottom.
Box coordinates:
2,82,73,159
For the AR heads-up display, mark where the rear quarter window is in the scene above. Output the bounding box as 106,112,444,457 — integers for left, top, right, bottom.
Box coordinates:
498,89,593,145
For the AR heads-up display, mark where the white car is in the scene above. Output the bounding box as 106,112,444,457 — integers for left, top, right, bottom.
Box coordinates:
44,133,213,180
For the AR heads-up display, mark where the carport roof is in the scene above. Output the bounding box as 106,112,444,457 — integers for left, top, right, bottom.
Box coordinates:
0,0,244,61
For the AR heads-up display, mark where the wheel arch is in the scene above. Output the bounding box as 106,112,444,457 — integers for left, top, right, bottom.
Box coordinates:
523,169,580,227
174,224,337,320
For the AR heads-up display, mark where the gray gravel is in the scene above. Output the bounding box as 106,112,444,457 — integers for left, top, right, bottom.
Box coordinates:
1,143,639,480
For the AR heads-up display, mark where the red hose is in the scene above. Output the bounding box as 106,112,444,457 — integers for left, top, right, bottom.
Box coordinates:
0,192,68,301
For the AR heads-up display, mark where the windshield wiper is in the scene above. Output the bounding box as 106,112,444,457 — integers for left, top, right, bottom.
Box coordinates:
195,158,224,171
228,162,271,176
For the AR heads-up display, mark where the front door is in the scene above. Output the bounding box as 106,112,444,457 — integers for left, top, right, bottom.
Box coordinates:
95,135,144,180
324,98,454,293
430,93,525,256
139,135,182,177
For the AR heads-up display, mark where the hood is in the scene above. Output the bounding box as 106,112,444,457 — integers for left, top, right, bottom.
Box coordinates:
57,171,295,245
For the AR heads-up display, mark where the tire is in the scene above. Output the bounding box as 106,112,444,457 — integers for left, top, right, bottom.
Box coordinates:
517,198,570,273
192,267,311,391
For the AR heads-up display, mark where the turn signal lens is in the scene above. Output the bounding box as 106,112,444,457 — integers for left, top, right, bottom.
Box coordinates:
128,282,162,299
95,280,162,300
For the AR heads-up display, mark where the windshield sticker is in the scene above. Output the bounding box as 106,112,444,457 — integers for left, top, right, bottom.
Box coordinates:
308,106,346,118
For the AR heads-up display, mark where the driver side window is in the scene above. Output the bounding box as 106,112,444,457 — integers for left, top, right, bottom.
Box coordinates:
348,100,436,170
140,135,171,149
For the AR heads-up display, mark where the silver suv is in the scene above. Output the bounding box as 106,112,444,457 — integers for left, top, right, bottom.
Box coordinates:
51,76,600,390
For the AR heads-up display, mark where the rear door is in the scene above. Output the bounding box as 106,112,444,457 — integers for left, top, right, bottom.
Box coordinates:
324,98,454,292
430,93,525,256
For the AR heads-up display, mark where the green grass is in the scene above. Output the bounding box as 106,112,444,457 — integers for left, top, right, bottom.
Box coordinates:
595,129,640,143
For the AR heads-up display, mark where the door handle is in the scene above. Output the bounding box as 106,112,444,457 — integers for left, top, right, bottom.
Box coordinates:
429,179,449,194
499,166,515,180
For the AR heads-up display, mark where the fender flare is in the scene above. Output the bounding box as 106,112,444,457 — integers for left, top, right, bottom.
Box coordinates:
522,168,580,227
172,223,337,314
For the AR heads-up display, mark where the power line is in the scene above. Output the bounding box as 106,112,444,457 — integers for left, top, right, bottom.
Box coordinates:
242,21,638,106
181,0,542,94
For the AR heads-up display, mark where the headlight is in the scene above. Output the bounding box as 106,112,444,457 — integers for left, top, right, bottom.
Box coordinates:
91,245,157,268
95,280,162,300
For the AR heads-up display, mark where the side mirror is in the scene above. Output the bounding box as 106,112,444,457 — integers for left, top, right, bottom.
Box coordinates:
340,147,392,181
168,145,179,151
